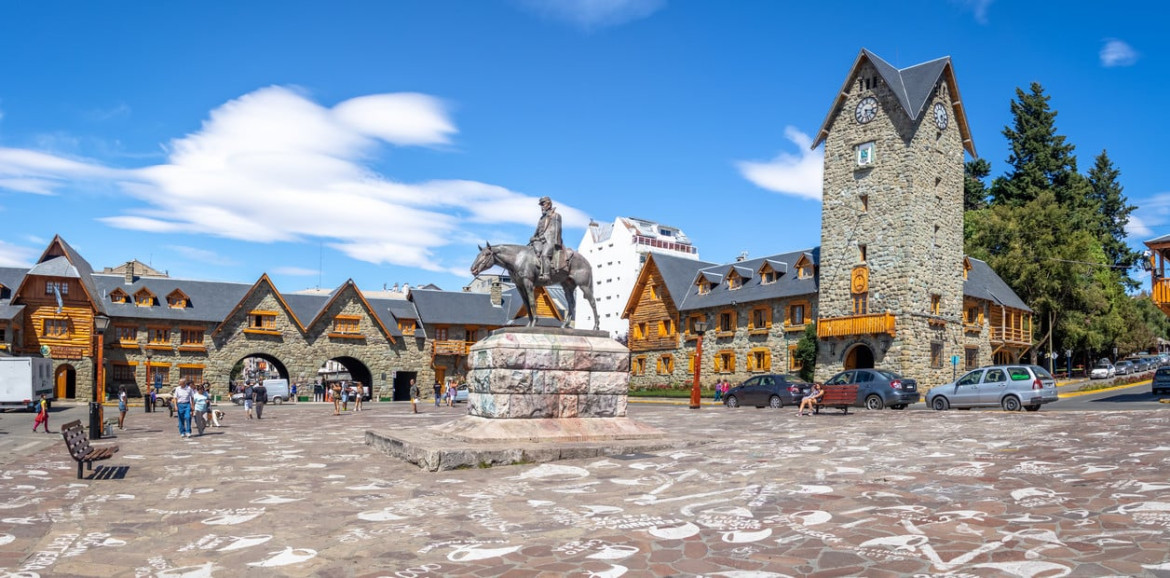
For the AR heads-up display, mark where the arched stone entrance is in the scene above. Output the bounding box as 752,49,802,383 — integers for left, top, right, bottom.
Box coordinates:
318,356,374,400
55,364,76,399
844,344,875,370
230,353,291,387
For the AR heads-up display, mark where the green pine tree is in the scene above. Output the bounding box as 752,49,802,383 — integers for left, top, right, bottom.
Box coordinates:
1087,150,1142,286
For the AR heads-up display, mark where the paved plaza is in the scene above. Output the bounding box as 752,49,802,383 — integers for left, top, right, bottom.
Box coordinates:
2,400,1170,577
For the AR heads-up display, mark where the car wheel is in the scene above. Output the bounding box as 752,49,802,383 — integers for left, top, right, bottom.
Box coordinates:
931,397,949,411
273,397,283,405
769,395,782,409
1002,396,1022,412
1024,405,1040,412
865,395,884,410
725,395,739,408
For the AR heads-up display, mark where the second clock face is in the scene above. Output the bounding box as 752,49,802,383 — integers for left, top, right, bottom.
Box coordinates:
855,96,878,124
933,102,948,130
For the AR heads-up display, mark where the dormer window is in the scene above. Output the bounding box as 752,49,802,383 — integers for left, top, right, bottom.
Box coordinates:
333,315,361,335
109,288,130,304
166,289,190,309
398,319,417,336
697,280,711,295
134,288,157,307
727,272,741,290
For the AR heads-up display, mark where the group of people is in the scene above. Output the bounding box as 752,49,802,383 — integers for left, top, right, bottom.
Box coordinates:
432,379,463,407
329,381,364,415
172,379,226,438
712,379,732,402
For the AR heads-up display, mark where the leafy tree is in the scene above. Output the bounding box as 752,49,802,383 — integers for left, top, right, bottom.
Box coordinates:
795,322,817,382
1087,150,1142,286
964,158,991,210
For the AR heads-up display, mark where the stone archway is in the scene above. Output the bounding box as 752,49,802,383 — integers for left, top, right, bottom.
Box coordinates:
319,356,374,400
844,344,875,370
230,353,291,388
55,364,77,399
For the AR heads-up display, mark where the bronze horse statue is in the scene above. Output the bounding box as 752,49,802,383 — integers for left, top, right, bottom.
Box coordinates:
471,242,600,331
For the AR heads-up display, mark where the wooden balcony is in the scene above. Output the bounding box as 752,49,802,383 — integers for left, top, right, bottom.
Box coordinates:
433,340,472,356
990,326,1031,346
816,312,896,339
1154,277,1170,315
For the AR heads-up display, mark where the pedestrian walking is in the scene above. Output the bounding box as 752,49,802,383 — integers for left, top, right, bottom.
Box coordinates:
410,379,420,414
192,384,209,436
253,380,268,419
331,382,342,416
433,380,442,407
713,379,722,402
353,381,363,412
117,386,128,430
446,380,457,407
174,379,194,438
340,381,349,411
243,381,254,419
32,393,51,433
314,381,324,402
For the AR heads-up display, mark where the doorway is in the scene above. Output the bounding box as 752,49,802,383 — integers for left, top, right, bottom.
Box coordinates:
55,365,77,399
844,344,874,370
392,371,417,402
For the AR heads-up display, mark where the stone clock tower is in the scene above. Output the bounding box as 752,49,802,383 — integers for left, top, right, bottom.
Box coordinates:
811,49,976,385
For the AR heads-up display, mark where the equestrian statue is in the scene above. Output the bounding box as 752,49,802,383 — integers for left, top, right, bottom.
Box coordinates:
470,196,600,330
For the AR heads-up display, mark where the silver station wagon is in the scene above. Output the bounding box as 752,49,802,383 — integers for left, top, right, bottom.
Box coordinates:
926,364,1059,412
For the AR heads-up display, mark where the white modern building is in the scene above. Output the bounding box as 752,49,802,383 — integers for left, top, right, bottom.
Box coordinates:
575,217,700,337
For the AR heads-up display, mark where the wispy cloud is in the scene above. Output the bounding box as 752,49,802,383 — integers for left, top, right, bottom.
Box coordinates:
1100,39,1139,67
951,0,993,24
515,0,666,30
86,103,131,122
0,240,37,267
735,127,823,201
165,245,240,267
1126,213,1152,239
1128,194,1170,240
0,86,590,274
271,266,318,276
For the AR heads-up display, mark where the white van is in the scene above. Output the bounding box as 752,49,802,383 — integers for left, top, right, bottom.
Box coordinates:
259,379,290,404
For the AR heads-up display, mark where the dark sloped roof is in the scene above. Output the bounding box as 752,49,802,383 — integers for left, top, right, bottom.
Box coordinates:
964,258,1032,312
0,304,25,321
679,249,820,312
364,298,404,337
282,293,329,328
28,256,79,278
646,253,717,305
54,237,107,316
0,267,27,301
1145,234,1170,245
93,274,252,323
410,289,511,326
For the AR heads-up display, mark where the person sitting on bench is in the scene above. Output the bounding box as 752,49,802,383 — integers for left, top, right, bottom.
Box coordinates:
797,383,824,416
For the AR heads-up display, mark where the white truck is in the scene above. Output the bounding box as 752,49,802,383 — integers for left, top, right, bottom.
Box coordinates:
0,357,54,411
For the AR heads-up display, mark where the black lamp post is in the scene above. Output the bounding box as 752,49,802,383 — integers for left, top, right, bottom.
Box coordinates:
689,318,709,410
89,314,110,440
144,348,153,413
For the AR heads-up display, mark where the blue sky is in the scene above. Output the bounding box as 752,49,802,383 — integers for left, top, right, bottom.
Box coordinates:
0,1,1164,292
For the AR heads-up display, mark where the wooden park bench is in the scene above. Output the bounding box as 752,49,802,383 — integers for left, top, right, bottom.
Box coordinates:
814,384,859,415
60,420,120,479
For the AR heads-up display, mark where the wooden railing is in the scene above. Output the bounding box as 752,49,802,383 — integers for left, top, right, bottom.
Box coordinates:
1153,278,1170,313
433,340,472,356
990,327,1030,346
816,312,896,338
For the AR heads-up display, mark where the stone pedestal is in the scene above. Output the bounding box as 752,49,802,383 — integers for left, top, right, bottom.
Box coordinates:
467,327,629,419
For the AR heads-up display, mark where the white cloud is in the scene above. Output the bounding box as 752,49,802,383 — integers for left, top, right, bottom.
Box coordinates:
735,126,824,201
0,86,588,274
951,0,993,24
1100,39,1139,67
515,0,666,30
1130,194,1170,241
0,240,37,267
271,266,318,276
1126,213,1152,239
166,245,239,267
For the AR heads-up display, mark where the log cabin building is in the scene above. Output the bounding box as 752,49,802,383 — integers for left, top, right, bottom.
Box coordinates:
0,236,567,402
623,49,1033,389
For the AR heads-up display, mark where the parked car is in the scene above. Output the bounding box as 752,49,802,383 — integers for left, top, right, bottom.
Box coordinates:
1153,368,1170,396
1114,360,1134,376
453,384,469,403
821,369,919,410
723,374,811,409
926,364,1058,412
1090,361,1115,380
1141,357,1159,372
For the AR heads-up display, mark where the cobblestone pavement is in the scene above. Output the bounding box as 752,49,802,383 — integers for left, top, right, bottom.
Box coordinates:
3,401,1170,577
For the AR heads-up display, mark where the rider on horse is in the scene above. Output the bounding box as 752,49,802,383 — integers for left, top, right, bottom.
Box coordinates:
530,196,562,278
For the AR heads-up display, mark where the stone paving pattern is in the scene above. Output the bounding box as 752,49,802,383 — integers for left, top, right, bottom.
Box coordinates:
3,402,1170,577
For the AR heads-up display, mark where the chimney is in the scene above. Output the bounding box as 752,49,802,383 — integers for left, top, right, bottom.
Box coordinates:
490,280,502,307
124,261,135,285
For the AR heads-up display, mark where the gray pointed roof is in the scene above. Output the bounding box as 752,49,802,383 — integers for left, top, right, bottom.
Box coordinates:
679,249,820,312
28,256,80,278
648,253,718,304
0,304,24,321
364,298,404,337
409,288,512,327
812,49,976,157
964,258,1032,312
93,274,252,323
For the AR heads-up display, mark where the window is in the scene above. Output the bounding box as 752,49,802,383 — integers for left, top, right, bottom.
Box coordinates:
762,269,777,284
116,325,137,343
686,315,704,336
150,364,171,386
750,307,771,331
788,303,807,326
433,326,448,341
247,311,276,331
966,305,982,325
657,319,674,337
860,194,869,212
149,327,169,344
697,280,711,295
42,318,69,337
714,350,736,373
718,310,736,335
788,344,802,371
181,328,204,346
931,294,941,315
44,281,69,296
333,316,361,335
657,355,674,374
853,293,868,315
632,355,647,375
688,352,696,374
167,290,189,308
634,322,648,340
965,347,979,370
747,348,771,372
859,244,867,263
931,342,943,369
857,141,875,166
797,265,812,279
112,364,136,382
179,366,204,384
109,289,129,304
727,272,742,290
649,284,660,300
134,289,156,307
398,319,416,335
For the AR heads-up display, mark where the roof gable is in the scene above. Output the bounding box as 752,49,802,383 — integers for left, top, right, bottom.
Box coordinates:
16,235,105,314
211,274,307,337
303,280,395,343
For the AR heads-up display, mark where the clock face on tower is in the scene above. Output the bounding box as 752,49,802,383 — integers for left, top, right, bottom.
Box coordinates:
855,96,878,124
933,102,948,130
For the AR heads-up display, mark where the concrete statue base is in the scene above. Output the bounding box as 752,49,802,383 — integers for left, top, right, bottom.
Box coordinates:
367,327,698,471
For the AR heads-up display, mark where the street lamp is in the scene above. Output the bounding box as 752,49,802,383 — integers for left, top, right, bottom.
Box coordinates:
144,348,153,413
89,314,110,440
689,318,709,410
